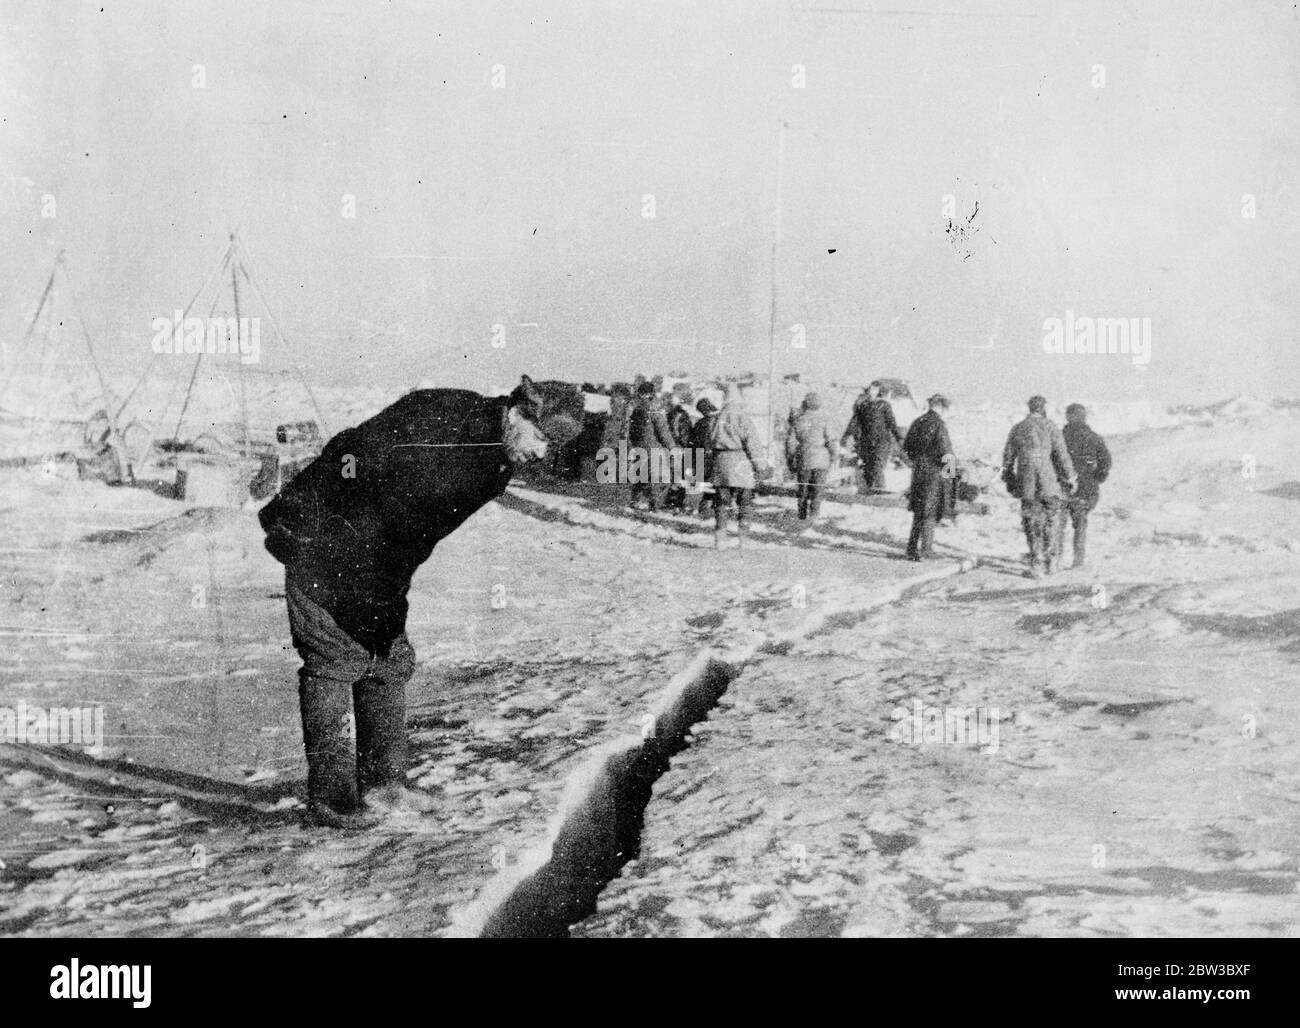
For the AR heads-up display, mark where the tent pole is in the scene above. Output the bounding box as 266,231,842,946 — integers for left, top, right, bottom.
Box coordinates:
0,260,58,408
170,350,204,449
170,282,224,450
230,235,250,459
21,264,57,348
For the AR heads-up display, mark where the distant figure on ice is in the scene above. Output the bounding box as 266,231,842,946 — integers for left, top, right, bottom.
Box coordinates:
686,397,719,517
1056,403,1112,569
627,381,676,511
842,381,905,493
786,391,838,526
1001,395,1077,579
663,391,696,512
902,393,955,561
602,383,633,455
259,376,552,828
708,383,763,548
668,392,695,450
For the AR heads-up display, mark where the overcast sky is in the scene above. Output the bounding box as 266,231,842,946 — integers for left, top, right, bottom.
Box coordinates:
1,0,1296,402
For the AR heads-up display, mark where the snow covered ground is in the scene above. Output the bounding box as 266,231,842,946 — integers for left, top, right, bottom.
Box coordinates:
0,384,1297,936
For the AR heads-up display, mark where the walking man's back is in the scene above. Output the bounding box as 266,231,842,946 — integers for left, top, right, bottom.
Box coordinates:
1002,395,1076,578
842,381,904,493
786,391,837,526
1060,403,1112,569
707,384,762,548
902,393,955,561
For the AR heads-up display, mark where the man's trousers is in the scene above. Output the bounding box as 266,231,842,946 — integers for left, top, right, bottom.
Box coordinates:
1021,496,1065,571
797,467,828,520
286,574,415,814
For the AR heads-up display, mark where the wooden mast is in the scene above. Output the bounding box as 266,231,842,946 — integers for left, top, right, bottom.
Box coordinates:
765,118,786,466
230,232,250,460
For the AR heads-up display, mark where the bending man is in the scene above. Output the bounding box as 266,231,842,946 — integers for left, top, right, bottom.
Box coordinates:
259,376,552,827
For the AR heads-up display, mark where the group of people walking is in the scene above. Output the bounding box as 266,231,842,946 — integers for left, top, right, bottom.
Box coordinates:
1002,396,1112,577
616,380,764,548
608,377,1112,572
790,381,952,558
618,379,861,548
886,390,1112,576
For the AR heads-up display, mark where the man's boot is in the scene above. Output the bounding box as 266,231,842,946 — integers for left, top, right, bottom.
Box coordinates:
906,513,924,560
1023,517,1045,579
355,675,436,815
1045,506,1066,574
918,517,935,558
736,521,747,549
299,678,373,827
1073,511,1088,568
807,477,823,523
355,675,407,791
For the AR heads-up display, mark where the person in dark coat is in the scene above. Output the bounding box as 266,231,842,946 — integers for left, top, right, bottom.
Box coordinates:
259,376,551,827
842,381,906,492
1057,403,1112,569
627,382,677,510
663,396,696,510
686,397,719,516
1003,395,1077,578
668,398,694,448
780,405,799,479
902,394,955,560
601,384,633,453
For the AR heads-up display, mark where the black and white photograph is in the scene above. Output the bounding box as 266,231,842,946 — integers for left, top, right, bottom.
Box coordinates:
0,0,1296,974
